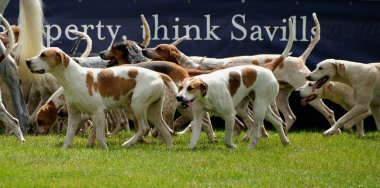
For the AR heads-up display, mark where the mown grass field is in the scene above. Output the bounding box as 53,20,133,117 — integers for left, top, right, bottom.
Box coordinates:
0,130,379,187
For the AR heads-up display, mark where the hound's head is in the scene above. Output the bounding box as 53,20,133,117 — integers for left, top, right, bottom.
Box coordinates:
306,59,344,91
142,44,181,64
36,101,59,135
176,78,208,109
99,40,147,67
0,25,20,46
295,81,324,106
26,47,70,74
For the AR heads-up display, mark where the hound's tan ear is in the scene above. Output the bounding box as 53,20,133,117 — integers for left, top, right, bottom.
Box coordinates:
59,51,70,68
168,46,180,64
335,61,345,77
199,80,208,97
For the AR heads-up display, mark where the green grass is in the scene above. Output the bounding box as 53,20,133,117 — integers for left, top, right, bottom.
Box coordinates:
0,130,379,187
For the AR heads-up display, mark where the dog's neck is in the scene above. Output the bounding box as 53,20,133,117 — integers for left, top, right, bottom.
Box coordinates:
178,51,200,68
323,82,354,110
51,59,87,89
128,52,149,64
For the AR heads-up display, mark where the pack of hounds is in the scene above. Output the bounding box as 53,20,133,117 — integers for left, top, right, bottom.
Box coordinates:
0,0,378,149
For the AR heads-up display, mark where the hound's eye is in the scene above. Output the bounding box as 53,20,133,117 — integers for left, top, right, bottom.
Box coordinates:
116,44,126,50
40,53,46,58
318,67,323,70
308,83,313,87
187,86,194,91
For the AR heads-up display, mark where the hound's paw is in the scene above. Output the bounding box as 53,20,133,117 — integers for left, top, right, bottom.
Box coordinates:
282,139,290,146
189,143,197,149
225,143,237,149
242,136,250,142
62,144,72,149
323,128,338,136
102,145,109,150
121,141,134,148
209,136,218,143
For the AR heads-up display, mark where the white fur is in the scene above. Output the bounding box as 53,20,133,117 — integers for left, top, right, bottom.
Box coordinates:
27,47,176,149
296,81,373,137
177,65,289,149
307,59,380,136
144,14,335,132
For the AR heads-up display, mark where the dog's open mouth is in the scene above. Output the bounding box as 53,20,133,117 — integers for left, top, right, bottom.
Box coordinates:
301,94,318,106
312,76,329,92
180,99,194,109
106,59,118,67
31,69,45,74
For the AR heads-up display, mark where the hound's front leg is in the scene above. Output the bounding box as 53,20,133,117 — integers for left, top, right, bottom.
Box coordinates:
189,111,205,149
63,112,81,149
324,105,370,136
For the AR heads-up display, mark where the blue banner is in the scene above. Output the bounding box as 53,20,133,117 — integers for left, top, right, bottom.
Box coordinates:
3,0,380,69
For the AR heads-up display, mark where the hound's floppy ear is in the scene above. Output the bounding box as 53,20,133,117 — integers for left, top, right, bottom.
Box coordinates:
168,47,180,64
335,61,345,77
199,80,208,97
126,43,138,56
57,51,70,69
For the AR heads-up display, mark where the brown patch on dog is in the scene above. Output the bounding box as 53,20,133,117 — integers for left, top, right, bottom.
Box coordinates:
36,101,58,133
264,56,285,71
97,69,136,100
251,60,259,65
228,71,241,97
145,44,181,64
125,61,189,83
264,57,285,69
86,70,97,96
264,58,273,64
241,68,257,88
128,69,138,78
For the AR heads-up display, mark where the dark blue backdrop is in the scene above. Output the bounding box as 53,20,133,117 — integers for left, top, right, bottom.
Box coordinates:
2,0,380,130
3,0,380,69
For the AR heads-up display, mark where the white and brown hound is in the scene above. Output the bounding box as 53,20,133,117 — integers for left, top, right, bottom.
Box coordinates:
177,64,290,149
143,13,336,133
175,25,293,148
26,47,176,149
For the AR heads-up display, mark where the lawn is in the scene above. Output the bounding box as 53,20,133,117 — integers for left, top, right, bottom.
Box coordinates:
0,130,379,187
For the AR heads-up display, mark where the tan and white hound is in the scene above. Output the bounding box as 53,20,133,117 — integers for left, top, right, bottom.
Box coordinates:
26,47,176,149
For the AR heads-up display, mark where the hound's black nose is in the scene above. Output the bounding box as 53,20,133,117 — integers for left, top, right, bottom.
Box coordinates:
176,95,183,102
306,75,312,81
26,60,32,68
99,51,107,60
